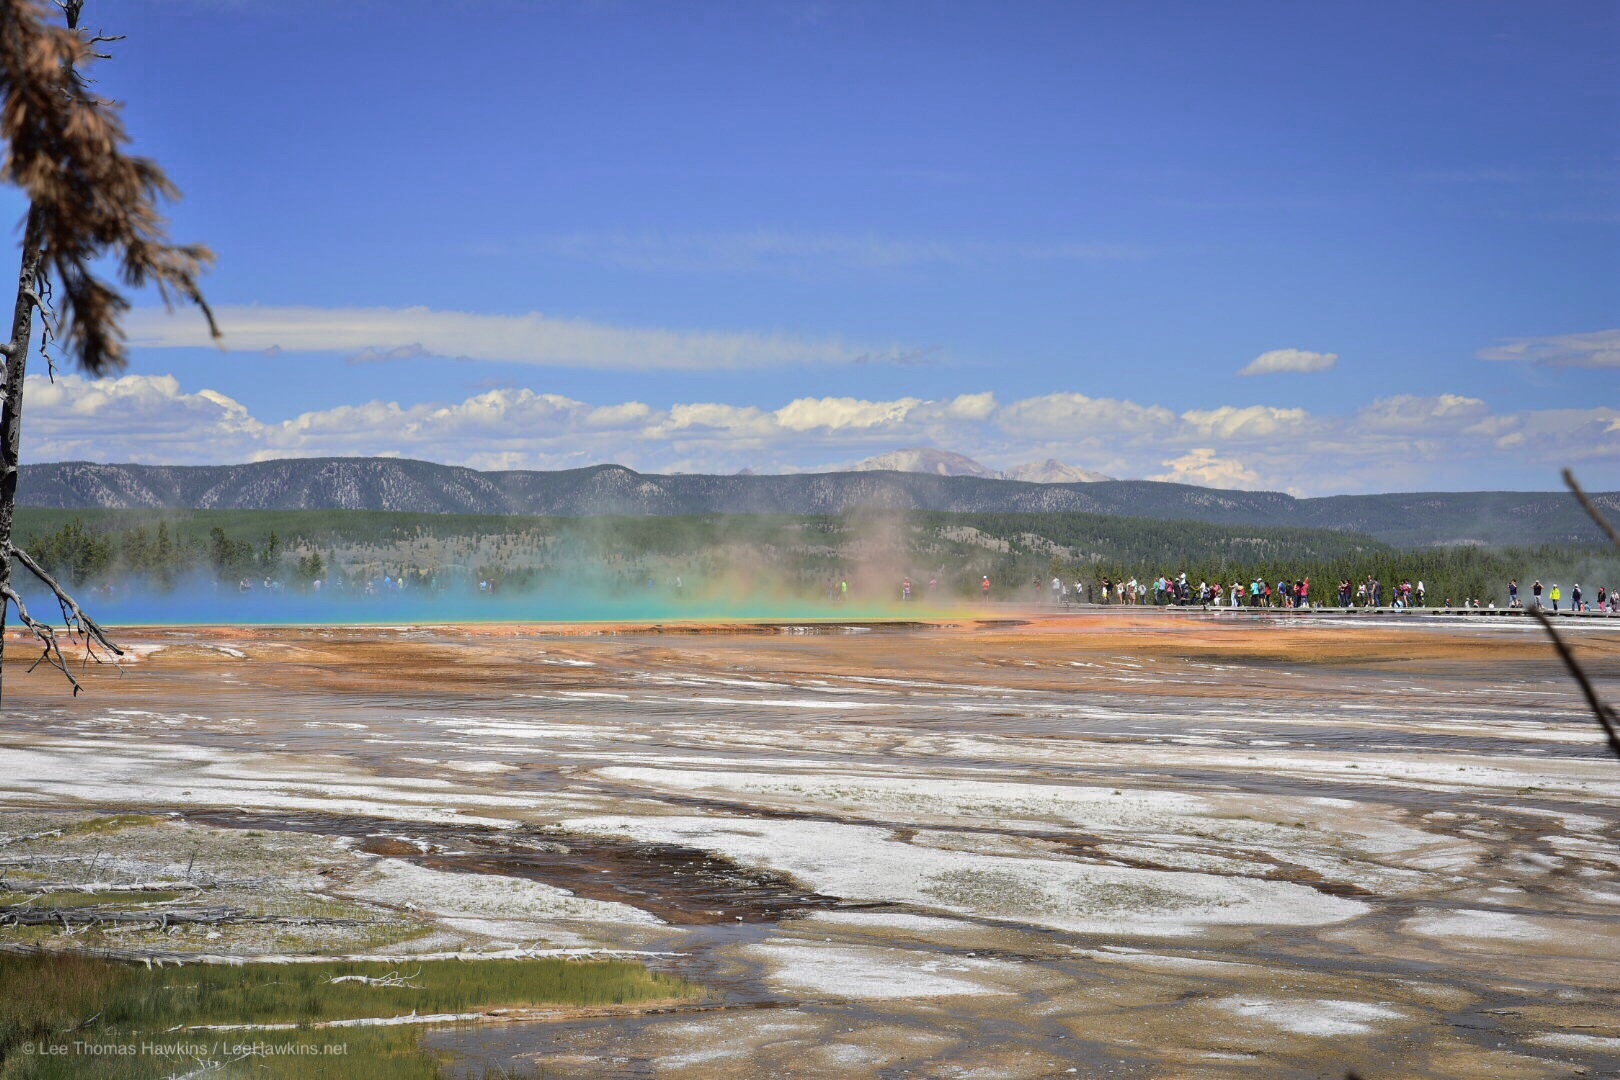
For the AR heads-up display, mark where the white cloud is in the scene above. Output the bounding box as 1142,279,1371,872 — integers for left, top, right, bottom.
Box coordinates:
1477,329,1620,369
1151,448,1263,490
1181,405,1310,440
24,374,266,460
651,403,771,436
586,401,653,427
996,393,1176,436
1355,394,1490,433
1237,348,1338,376
771,396,921,431
125,304,913,372
15,375,1620,494
944,392,997,420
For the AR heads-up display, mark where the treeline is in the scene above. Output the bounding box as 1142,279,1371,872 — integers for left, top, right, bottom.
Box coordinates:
906,513,1616,606
22,519,325,589
1054,543,1616,608
11,507,1618,606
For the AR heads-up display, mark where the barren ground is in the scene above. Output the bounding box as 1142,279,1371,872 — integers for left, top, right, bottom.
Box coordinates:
2,610,1617,1078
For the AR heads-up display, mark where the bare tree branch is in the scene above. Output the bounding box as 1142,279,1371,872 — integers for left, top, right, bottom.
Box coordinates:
1523,468,1620,763
1528,605,1620,761
1564,467,1620,550
0,582,81,693
10,543,121,656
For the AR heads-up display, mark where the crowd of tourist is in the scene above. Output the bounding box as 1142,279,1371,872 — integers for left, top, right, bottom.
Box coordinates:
1509,579,1617,612
1021,572,1619,613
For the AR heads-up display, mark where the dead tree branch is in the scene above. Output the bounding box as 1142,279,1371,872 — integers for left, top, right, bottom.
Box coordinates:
1526,469,1620,763
0,0,219,375
1564,467,1620,550
0,541,123,695
0,581,82,692
0,905,369,929
325,966,425,989
11,543,122,657
1529,605,1620,761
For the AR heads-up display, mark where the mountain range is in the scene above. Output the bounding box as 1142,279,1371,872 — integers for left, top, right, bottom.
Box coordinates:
17,457,1619,548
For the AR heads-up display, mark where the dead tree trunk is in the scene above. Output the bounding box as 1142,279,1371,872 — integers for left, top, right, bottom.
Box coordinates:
0,201,122,698
0,209,45,699
0,0,124,699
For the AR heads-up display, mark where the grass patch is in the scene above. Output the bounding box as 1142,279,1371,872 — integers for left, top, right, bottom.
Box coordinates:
59,815,165,838
0,892,184,910
0,953,701,1078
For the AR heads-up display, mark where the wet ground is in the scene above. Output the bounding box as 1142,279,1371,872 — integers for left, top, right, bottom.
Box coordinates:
2,610,1618,1077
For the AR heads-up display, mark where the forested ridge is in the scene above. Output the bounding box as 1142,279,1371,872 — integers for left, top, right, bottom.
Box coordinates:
19,458,1619,548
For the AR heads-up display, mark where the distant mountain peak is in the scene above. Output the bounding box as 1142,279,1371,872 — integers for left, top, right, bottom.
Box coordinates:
846,448,998,478
1001,459,1112,483
846,449,1111,484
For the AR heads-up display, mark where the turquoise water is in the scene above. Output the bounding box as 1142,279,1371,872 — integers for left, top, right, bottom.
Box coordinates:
15,580,952,628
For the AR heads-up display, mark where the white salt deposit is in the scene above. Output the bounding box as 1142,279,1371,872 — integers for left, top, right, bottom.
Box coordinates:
0,742,530,827
344,858,662,925
745,941,1022,999
1529,1033,1620,1052
1404,909,1552,942
592,767,1212,831
563,814,1368,935
1216,997,1405,1037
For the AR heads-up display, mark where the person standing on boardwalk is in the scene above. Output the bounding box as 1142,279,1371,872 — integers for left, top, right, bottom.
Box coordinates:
1508,580,1519,608
1550,583,1562,612
1532,580,1543,607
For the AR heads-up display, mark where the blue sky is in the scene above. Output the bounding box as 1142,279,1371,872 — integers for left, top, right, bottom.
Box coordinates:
8,0,1618,492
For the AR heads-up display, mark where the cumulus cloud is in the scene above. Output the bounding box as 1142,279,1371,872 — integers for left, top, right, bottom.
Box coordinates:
1181,405,1310,440
1237,348,1338,376
25,375,265,460
771,396,921,431
1355,394,1490,432
16,374,1620,494
125,304,914,372
1477,329,1620,369
1151,448,1264,489
944,392,997,420
997,393,1176,436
